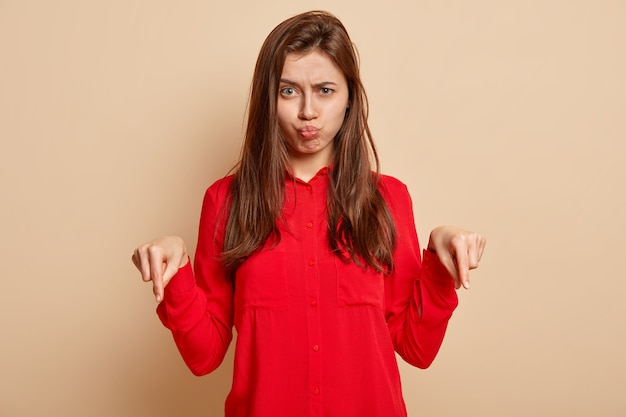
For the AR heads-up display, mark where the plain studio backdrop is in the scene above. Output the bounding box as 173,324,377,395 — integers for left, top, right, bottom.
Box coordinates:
1,1,624,416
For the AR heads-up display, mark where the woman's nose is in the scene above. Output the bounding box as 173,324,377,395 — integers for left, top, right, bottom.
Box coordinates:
299,95,318,120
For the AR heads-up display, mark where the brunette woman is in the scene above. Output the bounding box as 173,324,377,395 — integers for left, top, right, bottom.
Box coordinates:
132,10,485,417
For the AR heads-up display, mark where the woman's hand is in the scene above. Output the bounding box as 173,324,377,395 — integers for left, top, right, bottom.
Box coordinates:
427,226,486,290
131,235,189,302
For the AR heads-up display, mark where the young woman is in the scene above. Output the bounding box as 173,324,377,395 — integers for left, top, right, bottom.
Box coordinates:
132,10,485,417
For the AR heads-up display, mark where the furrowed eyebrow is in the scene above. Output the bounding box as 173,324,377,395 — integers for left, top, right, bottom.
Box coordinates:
315,82,338,88
279,79,338,88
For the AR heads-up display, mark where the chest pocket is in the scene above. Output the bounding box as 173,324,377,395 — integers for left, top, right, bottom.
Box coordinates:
334,256,384,310
235,247,289,310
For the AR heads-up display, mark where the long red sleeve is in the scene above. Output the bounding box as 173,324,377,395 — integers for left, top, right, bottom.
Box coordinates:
156,179,234,376
381,177,458,368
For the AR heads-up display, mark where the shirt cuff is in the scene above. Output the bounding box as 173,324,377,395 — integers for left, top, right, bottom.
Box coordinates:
421,249,455,288
163,257,195,297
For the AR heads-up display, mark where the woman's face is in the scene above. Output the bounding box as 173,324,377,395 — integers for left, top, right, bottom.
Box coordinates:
277,50,349,171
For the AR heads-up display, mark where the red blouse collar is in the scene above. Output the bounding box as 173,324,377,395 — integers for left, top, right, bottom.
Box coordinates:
285,165,331,183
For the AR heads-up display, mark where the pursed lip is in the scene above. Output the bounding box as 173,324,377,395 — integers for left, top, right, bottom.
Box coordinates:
299,125,320,139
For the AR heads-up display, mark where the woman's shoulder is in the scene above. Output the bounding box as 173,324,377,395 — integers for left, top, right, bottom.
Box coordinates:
204,174,235,203
377,173,410,196
377,173,417,216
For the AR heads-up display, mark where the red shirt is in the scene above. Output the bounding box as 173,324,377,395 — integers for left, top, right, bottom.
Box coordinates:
157,168,458,417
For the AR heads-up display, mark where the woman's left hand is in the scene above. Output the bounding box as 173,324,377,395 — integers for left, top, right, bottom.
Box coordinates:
427,226,486,290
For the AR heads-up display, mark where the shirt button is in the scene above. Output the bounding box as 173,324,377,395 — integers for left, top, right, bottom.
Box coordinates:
306,185,312,192
308,260,315,266
310,300,318,307
306,222,313,228
312,344,319,352
313,387,320,396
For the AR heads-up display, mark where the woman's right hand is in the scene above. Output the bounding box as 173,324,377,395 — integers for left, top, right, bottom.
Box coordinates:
131,235,189,303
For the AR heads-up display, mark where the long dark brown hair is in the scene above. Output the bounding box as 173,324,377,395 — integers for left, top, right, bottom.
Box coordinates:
222,10,396,274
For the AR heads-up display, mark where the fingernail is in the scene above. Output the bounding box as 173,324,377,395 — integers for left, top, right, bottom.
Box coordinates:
464,281,471,289
155,294,162,303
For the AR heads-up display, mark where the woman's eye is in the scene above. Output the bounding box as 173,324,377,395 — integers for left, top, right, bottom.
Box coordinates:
280,87,296,96
320,87,333,95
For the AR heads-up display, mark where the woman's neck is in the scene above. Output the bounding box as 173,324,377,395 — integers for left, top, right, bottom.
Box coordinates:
288,153,332,183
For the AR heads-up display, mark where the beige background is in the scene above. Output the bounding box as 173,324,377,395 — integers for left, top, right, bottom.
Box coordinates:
1,0,624,416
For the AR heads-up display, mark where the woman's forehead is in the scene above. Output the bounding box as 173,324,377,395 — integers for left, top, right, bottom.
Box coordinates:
281,50,345,80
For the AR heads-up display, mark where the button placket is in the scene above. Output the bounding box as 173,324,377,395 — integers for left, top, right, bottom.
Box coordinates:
300,180,322,412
